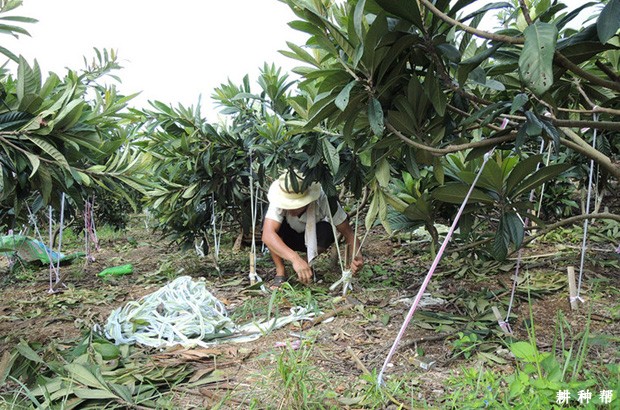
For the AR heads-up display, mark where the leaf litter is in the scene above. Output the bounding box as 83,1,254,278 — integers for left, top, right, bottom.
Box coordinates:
0,217,618,408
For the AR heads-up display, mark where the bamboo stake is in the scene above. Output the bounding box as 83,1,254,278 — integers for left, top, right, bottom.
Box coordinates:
567,266,579,310
249,252,256,284
492,306,513,335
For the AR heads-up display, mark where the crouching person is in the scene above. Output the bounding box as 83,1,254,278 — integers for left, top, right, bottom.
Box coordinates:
261,171,363,288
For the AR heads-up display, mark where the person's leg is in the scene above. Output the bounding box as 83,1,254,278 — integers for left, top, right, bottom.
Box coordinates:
271,252,286,278
316,221,335,254
269,220,306,284
312,221,337,280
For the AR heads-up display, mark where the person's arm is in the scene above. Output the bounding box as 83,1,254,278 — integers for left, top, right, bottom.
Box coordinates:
262,218,314,284
335,219,364,274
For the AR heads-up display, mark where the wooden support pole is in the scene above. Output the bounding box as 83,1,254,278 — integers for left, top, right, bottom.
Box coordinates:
567,266,579,310
249,252,256,284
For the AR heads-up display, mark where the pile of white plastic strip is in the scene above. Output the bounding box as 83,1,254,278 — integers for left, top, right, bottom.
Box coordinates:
105,276,315,348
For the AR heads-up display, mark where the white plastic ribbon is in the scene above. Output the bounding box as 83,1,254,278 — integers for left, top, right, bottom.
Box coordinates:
305,202,318,264
329,269,352,296
105,276,315,348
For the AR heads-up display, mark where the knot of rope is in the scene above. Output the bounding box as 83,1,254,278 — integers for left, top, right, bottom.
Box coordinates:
497,320,513,335
249,271,268,293
570,295,585,304
329,269,352,296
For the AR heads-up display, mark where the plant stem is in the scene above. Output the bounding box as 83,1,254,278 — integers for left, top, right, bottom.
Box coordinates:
518,0,533,25
453,212,620,255
387,122,516,156
418,0,524,44
554,53,620,92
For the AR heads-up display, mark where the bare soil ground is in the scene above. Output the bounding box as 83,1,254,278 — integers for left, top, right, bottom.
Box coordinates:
1,216,618,409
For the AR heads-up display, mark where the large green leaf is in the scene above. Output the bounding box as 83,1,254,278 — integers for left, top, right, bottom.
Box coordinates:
0,111,32,131
374,0,424,30
458,42,504,85
353,0,367,42
510,93,528,114
0,44,18,62
305,9,356,60
424,71,446,117
368,97,384,136
335,80,357,111
502,211,524,249
433,157,444,184
54,99,84,130
73,388,118,400
16,56,42,103
322,138,339,175
492,220,509,260
375,33,420,84
365,191,380,230
24,152,40,178
436,43,461,62
16,340,44,364
64,363,108,390
306,93,338,129
24,136,70,169
376,190,393,234
375,158,390,187
540,119,561,155
403,196,432,222
597,0,620,43
362,11,387,70
432,183,495,205
281,42,320,68
477,157,503,193
518,22,558,95
0,22,30,37
511,163,572,198
510,341,539,362
524,111,543,136
406,75,428,125
505,154,542,195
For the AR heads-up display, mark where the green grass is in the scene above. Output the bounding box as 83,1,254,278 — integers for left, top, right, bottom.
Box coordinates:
442,296,619,409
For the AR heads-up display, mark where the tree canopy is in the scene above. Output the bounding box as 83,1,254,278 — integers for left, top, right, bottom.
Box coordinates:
1,0,618,259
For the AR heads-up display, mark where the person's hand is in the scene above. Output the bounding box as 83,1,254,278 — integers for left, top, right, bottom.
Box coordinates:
292,256,313,284
351,254,364,275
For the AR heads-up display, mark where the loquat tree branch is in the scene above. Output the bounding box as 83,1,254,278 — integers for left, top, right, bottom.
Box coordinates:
595,60,620,82
419,0,620,93
554,53,620,92
559,132,620,180
575,82,620,116
387,122,516,155
518,213,620,250
518,0,534,25
386,120,619,179
553,119,620,131
454,213,620,255
418,0,524,44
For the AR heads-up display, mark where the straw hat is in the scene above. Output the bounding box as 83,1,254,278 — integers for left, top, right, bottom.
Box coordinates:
267,171,321,210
